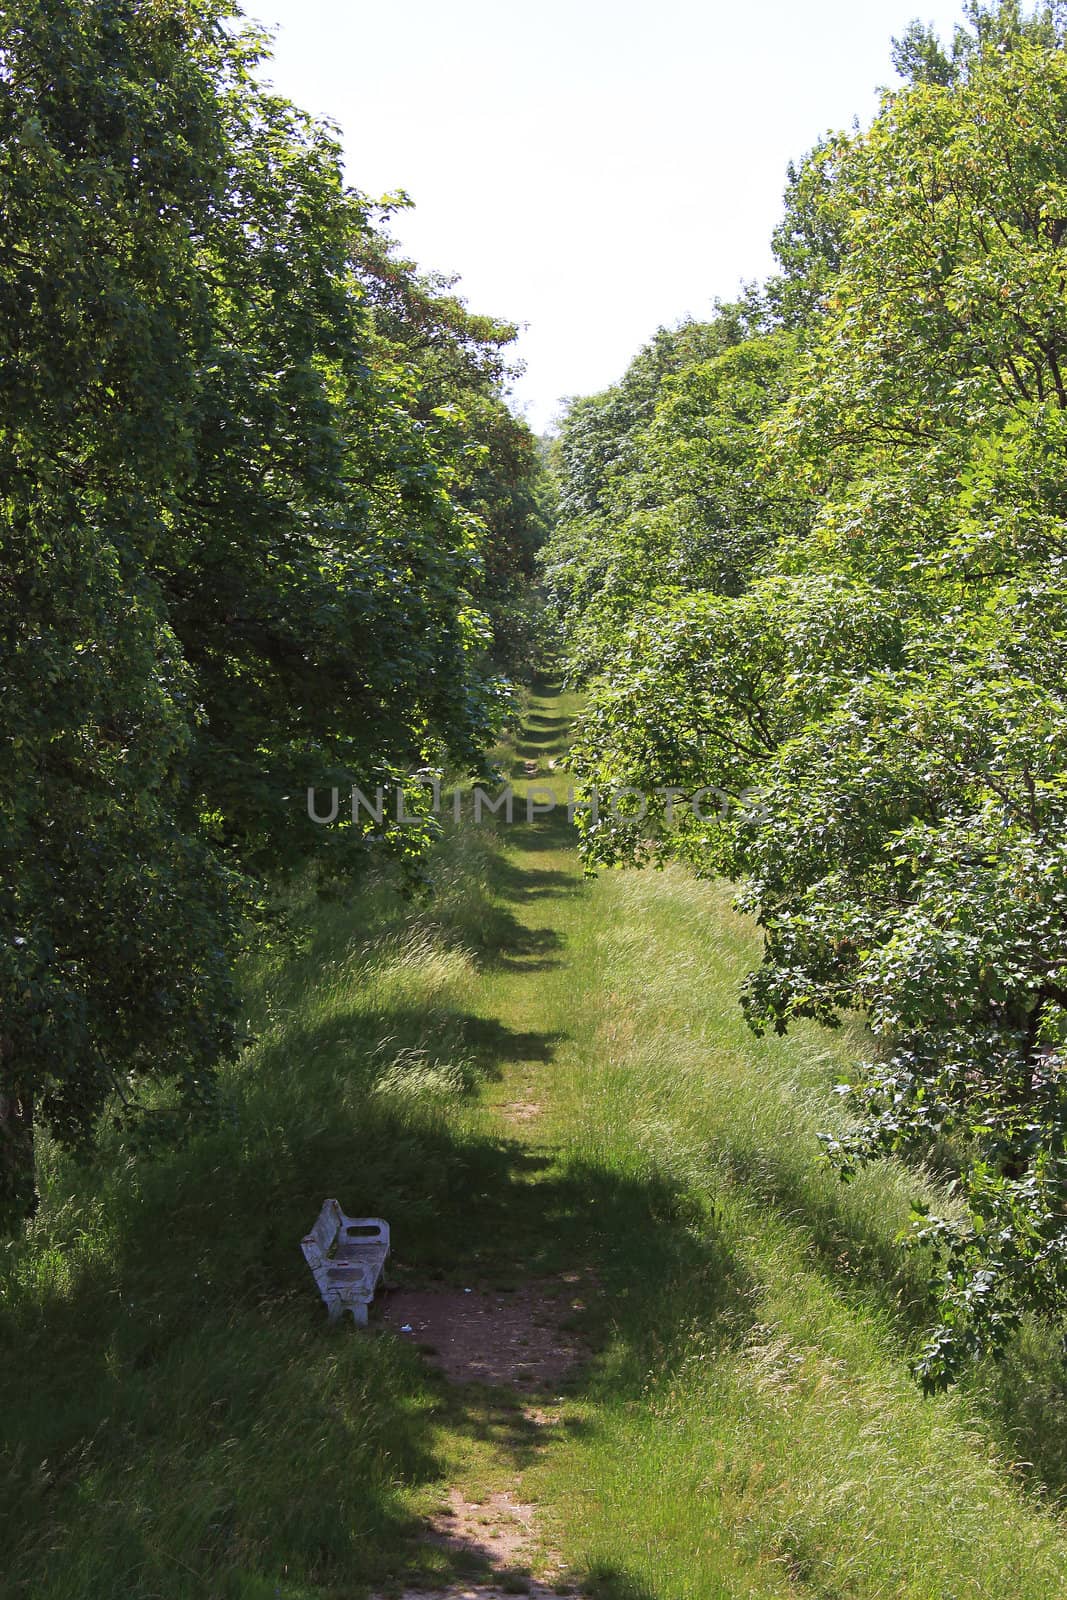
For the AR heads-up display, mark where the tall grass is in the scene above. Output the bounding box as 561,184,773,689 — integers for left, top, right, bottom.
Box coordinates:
0,823,542,1599
3,676,1066,1598
518,865,1067,1598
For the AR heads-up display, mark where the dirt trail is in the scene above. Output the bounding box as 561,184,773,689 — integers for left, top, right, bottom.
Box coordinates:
372,684,590,1599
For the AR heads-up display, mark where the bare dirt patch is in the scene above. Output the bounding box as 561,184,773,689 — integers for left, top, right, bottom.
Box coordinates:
382,1588,575,1599
429,1485,537,1567
382,1481,580,1598
377,1277,590,1389
501,1098,543,1124
522,1405,562,1428
372,1280,595,1593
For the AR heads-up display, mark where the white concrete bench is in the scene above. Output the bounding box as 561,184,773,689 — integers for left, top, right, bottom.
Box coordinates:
301,1200,390,1325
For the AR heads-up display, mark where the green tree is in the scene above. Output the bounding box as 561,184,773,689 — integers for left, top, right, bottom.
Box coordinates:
349,217,553,678
550,0,1067,1381
0,0,546,1222
0,0,247,1220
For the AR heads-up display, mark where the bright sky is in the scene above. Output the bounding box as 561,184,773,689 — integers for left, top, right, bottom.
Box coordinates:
247,0,967,432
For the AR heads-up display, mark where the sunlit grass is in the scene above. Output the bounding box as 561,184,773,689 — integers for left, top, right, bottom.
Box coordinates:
3,676,1066,1597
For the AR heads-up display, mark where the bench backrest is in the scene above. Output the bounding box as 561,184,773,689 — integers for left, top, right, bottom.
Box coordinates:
301,1201,390,1275
342,1217,390,1250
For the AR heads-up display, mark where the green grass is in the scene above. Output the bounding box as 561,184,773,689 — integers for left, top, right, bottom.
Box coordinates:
3,673,1067,1597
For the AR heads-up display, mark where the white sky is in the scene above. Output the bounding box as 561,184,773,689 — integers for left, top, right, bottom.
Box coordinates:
246,0,968,432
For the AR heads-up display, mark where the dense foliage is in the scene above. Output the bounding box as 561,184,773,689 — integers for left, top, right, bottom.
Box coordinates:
0,0,547,1222
543,0,1067,1384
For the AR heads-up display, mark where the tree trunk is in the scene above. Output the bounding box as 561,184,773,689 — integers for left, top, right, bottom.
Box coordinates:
0,1036,37,1227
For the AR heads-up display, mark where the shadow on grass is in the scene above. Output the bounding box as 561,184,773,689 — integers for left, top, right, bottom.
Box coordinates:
510,683,575,764
525,713,570,729
501,812,580,856
527,671,566,697
460,1015,563,1066
246,1003,563,1107
581,1566,662,1600
485,857,578,904
0,1078,757,1600
466,905,565,973
516,727,563,749
713,1139,936,1338
709,1119,1067,1508
967,1325,1067,1507
0,768,753,1599
438,806,579,870
371,1136,758,1593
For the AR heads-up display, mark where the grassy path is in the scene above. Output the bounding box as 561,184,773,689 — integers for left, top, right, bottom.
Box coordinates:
5,677,1067,1598
383,677,1067,1599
